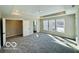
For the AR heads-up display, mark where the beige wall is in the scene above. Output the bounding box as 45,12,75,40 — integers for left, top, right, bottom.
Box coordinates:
6,20,23,37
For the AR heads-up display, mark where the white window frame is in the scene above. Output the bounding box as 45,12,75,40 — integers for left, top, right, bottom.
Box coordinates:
56,18,65,33
43,18,65,33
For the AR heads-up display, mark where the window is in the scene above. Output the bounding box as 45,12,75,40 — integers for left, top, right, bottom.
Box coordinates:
43,20,49,31
56,19,65,32
43,18,65,33
49,20,55,31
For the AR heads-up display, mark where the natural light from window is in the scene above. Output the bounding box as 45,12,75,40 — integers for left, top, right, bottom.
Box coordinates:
43,18,65,33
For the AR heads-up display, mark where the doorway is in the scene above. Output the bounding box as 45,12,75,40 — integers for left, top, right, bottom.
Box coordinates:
6,20,23,42
2,18,32,47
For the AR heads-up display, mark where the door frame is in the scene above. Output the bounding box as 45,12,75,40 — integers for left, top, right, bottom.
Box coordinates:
6,19,23,38
2,18,6,46
0,18,3,47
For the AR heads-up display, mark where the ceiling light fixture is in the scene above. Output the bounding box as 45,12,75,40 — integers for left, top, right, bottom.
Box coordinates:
12,9,21,16
39,10,43,12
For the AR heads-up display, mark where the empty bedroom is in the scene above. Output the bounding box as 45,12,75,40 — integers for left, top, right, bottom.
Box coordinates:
0,5,79,53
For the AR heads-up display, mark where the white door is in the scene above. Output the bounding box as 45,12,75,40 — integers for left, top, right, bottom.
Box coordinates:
2,18,6,46
23,20,31,36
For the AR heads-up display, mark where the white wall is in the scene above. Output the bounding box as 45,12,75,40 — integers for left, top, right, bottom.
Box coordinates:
36,18,40,32
76,9,79,46
0,11,1,47
23,19,33,36
65,14,75,38
0,10,1,17
65,6,79,46
65,6,79,14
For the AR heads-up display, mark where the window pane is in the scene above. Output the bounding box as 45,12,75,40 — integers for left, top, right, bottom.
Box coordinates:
43,20,48,31
49,20,55,31
56,19,65,32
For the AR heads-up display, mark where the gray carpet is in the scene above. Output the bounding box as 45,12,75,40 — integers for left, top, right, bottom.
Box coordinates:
0,33,79,53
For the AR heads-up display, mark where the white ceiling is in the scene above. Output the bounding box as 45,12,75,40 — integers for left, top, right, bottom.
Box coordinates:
0,5,77,18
